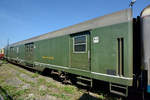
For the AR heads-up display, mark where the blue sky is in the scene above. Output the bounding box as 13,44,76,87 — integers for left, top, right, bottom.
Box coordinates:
0,0,150,48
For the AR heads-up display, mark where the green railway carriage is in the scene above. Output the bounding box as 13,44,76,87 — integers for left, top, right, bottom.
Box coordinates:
6,8,134,96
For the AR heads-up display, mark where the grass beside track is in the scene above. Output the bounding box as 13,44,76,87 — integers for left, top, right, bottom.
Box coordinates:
0,60,115,100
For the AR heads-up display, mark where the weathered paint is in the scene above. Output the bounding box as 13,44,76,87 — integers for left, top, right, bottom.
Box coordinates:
91,21,133,78
34,35,69,69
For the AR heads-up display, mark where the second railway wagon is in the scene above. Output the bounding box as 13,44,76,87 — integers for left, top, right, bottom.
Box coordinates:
5,8,134,96
0,48,4,59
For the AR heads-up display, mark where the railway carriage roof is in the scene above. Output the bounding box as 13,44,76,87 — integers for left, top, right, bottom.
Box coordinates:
141,5,150,17
10,8,132,47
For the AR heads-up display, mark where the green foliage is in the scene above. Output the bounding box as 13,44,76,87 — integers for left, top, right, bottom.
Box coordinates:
50,93,70,100
62,85,77,94
9,64,33,77
0,62,116,100
2,85,18,98
37,78,46,85
2,60,8,64
17,74,35,87
39,90,47,96
45,81,57,88
3,85,16,93
31,72,39,78
99,94,105,99
13,89,29,97
2,84,29,98
0,79,5,83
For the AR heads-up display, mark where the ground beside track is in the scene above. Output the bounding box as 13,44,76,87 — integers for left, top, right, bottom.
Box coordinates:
0,60,115,100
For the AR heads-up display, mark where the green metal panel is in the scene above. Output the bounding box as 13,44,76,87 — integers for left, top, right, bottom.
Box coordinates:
34,35,69,70
70,31,90,71
91,21,133,84
10,46,16,59
19,45,25,60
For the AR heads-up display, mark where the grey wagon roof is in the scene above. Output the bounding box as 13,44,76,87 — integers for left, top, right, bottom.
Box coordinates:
141,5,150,17
10,8,132,47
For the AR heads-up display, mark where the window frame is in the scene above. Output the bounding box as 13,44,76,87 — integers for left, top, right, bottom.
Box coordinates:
10,47,14,54
17,47,19,54
25,42,34,53
73,35,87,53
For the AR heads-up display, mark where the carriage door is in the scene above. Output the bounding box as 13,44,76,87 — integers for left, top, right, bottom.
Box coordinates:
25,43,34,65
70,31,91,71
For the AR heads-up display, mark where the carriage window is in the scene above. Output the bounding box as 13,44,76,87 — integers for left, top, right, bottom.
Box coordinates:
25,43,34,52
10,47,14,53
30,44,34,52
17,47,19,53
74,35,86,52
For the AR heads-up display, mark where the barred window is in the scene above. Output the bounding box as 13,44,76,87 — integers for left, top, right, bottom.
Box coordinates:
74,35,86,52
